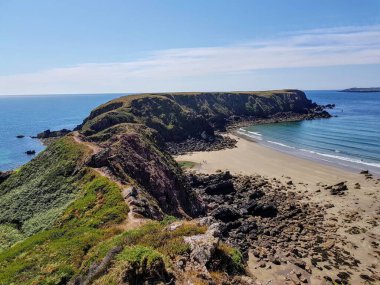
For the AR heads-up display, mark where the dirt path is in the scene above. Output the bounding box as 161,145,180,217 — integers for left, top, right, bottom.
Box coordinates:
72,132,148,229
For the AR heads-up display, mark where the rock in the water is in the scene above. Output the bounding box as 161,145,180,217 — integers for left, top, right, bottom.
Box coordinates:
16,135,25,138
25,150,36,155
36,129,71,139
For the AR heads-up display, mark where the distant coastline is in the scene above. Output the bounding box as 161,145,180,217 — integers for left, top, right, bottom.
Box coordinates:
340,87,380,92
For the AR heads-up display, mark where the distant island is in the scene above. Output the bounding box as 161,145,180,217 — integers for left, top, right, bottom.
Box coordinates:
341,87,380,92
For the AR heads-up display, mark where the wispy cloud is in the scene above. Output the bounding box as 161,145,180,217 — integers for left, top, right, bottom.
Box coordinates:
1,25,380,94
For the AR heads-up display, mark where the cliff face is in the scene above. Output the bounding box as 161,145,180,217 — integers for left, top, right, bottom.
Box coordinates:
88,125,204,219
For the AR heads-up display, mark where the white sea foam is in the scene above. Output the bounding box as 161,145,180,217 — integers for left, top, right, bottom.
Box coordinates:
267,140,295,149
300,148,380,168
247,131,262,136
237,129,263,140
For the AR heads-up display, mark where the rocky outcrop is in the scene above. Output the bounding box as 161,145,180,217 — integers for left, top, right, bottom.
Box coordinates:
165,134,237,155
0,171,13,184
25,150,36,155
87,127,204,219
325,181,348,195
36,128,71,139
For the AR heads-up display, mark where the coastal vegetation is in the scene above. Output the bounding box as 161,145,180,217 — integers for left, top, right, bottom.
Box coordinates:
177,160,198,169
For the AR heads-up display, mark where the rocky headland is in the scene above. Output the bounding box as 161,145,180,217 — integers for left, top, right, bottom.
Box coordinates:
2,90,374,285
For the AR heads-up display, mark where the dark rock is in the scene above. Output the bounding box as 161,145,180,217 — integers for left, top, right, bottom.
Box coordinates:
359,274,375,282
225,220,242,230
337,272,350,281
249,190,265,200
211,206,241,222
36,128,71,139
16,135,25,138
0,171,13,184
25,150,36,155
327,182,348,195
246,201,278,217
166,135,237,155
205,180,235,195
294,260,306,269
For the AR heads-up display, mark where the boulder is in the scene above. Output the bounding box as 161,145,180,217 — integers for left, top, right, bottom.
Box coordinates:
328,182,348,195
184,223,220,268
249,189,265,200
211,206,241,222
205,180,235,195
36,128,71,139
246,201,278,217
25,150,36,155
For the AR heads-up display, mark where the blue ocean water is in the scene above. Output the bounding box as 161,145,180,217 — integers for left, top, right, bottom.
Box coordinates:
0,94,124,171
241,90,380,174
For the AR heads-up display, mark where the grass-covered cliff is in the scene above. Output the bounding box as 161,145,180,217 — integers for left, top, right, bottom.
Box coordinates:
78,90,317,141
0,90,323,284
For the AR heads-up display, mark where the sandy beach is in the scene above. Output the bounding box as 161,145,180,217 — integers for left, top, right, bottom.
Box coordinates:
177,134,380,284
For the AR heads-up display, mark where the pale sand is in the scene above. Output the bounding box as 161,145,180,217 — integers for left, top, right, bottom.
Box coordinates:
176,134,380,284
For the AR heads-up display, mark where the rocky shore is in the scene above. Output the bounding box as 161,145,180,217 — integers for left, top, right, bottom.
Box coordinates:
186,171,367,285
166,107,332,155
166,134,237,155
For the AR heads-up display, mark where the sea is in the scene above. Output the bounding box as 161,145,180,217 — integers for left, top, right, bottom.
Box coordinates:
0,93,124,171
239,90,380,175
0,91,380,174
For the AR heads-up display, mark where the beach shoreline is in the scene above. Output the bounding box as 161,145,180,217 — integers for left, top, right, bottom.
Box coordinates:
176,133,380,284
232,129,380,177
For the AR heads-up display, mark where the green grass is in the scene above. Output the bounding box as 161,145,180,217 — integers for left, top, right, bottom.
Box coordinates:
86,221,207,284
177,160,198,169
0,136,92,249
117,245,163,267
218,243,244,272
0,170,129,285
0,135,129,285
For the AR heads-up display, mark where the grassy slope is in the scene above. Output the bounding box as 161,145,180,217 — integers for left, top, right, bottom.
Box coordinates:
0,137,129,284
0,137,241,284
0,136,92,249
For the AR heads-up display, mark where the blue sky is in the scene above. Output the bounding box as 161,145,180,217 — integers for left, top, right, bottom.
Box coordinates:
1,0,380,94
